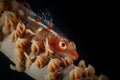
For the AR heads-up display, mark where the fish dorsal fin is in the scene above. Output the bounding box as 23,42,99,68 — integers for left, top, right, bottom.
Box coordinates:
36,8,53,25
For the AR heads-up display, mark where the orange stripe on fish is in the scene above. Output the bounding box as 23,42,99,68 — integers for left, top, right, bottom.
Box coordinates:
32,17,41,25
46,22,54,31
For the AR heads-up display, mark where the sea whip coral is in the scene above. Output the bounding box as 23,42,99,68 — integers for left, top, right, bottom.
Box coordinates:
0,0,109,80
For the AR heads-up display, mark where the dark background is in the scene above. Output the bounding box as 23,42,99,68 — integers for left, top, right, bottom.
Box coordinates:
0,0,115,80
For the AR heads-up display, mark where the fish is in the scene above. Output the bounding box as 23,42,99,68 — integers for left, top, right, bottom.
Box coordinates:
0,0,79,60
17,0,79,60
0,1,110,80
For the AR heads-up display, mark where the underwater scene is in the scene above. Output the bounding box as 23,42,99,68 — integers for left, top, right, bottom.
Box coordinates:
0,0,113,80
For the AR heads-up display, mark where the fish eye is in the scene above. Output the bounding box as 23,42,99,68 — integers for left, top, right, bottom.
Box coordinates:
59,41,67,51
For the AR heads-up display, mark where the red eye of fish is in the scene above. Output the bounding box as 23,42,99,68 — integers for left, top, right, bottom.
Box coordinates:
59,41,67,51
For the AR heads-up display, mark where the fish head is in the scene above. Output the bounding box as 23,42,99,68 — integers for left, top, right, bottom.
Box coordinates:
48,35,79,60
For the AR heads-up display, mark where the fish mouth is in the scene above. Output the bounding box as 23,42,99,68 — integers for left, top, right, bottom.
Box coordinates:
68,51,79,60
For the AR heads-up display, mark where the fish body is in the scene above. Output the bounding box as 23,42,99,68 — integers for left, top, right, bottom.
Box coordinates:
14,0,79,60
0,0,79,60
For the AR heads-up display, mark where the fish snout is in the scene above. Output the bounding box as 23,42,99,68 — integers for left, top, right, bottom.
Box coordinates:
68,51,79,60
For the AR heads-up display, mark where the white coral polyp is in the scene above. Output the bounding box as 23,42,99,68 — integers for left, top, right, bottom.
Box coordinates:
1,11,18,34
